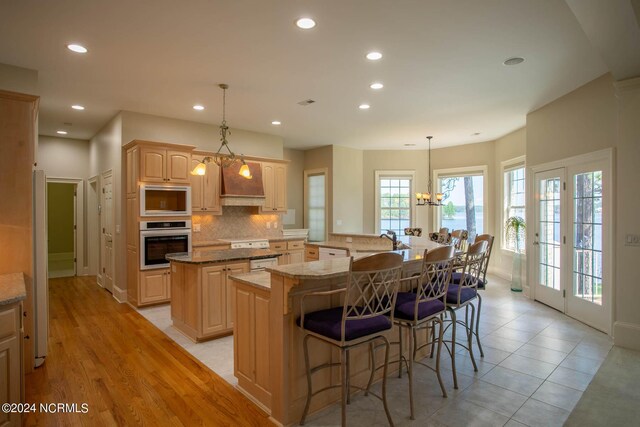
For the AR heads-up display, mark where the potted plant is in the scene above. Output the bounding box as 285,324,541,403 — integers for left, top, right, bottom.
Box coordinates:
505,216,526,292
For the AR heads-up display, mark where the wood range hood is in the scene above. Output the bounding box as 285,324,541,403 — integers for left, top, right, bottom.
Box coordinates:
220,160,265,206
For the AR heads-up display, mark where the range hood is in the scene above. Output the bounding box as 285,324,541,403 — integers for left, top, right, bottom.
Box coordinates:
220,161,265,206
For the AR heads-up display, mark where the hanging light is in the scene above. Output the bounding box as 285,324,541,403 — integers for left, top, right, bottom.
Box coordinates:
416,136,443,206
190,84,251,178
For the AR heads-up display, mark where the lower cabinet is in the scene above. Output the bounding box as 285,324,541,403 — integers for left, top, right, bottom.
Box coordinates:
0,302,22,427
139,268,171,305
171,261,248,342
271,240,305,265
233,281,271,409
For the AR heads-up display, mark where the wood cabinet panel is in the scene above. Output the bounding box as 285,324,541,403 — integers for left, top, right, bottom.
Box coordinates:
126,147,139,195
0,303,21,427
226,263,248,329
201,265,226,335
140,269,170,304
254,293,271,392
190,158,204,211
288,250,304,265
234,287,253,383
140,147,166,183
191,155,221,213
166,151,190,183
305,245,319,262
261,162,287,213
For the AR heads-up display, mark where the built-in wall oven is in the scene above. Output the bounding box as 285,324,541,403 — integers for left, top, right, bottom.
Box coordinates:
140,220,192,270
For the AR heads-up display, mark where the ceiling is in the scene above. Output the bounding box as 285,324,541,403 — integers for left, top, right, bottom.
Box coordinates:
0,0,619,150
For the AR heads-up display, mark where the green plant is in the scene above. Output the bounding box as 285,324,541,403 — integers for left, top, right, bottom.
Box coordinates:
443,201,456,219
505,216,526,253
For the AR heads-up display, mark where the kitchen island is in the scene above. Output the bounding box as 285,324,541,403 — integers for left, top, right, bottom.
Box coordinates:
166,249,280,342
229,237,442,425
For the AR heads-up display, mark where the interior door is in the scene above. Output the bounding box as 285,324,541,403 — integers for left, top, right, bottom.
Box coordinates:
102,171,114,293
533,168,565,312
566,161,611,333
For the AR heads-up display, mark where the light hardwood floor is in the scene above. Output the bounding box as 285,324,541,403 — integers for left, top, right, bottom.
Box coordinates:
24,276,272,426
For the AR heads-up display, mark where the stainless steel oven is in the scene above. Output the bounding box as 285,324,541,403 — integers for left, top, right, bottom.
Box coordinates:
140,220,192,270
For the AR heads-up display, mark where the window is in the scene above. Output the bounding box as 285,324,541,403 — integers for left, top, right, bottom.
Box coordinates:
304,170,327,242
502,156,526,252
375,171,415,235
435,166,487,239
504,165,526,251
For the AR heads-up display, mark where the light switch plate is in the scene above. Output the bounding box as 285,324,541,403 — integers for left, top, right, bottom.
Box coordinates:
193,224,201,232
274,221,278,229
266,222,271,229
625,234,640,246
115,224,120,234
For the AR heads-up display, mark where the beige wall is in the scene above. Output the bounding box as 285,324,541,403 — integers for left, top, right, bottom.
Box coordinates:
526,73,640,349
332,146,363,233
121,111,283,159
0,63,38,96
47,183,75,254
39,136,90,178
304,146,333,235
283,148,305,229
492,128,526,278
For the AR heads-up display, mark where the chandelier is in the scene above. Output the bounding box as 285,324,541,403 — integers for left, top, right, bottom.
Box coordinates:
416,136,443,206
191,84,252,179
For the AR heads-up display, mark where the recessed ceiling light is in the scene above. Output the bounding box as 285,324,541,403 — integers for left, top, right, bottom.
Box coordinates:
271,121,281,125
56,130,68,135
370,82,384,90
67,44,88,53
193,105,205,111
359,104,370,110
503,57,525,66
366,51,382,61
71,105,85,110
295,18,316,29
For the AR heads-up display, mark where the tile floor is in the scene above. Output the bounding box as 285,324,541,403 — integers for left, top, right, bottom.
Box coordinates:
138,273,613,427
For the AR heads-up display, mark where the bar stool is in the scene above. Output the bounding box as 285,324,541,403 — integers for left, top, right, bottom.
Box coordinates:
442,240,488,389
297,252,403,426
392,246,455,420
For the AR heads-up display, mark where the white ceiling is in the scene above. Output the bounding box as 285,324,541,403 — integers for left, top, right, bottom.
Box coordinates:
0,0,615,150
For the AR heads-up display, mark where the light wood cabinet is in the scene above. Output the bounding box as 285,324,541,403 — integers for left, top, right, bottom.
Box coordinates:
0,302,22,427
233,281,271,409
194,243,231,252
139,268,171,305
305,245,319,262
271,240,305,265
190,155,221,213
171,261,248,342
140,146,191,184
261,162,287,213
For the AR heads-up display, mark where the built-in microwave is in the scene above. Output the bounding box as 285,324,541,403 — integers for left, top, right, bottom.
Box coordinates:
140,220,192,270
140,184,191,217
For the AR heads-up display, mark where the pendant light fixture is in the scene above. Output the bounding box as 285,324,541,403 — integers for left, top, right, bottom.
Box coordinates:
191,84,252,179
416,136,443,206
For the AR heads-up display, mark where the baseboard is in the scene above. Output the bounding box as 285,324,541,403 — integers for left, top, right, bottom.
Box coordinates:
613,321,640,351
48,269,75,278
112,286,127,303
48,252,74,261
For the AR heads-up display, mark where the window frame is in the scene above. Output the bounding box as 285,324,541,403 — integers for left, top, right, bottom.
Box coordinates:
433,165,489,236
304,168,329,242
501,156,526,253
374,170,416,235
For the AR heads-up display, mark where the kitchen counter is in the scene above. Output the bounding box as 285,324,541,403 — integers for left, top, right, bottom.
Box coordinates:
192,236,306,248
305,235,441,256
228,271,271,290
0,272,27,306
166,248,281,264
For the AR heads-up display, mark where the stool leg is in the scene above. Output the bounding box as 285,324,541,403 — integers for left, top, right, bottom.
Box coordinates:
476,294,484,357
381,337,395,427
449,308,458,389
429,320,436,358
341,348,348,426
435,317,447,398
468,303,478,372
398,325,403,379
408,326,415,420
300,335,313,425
346,349,351,404
365,342,375,396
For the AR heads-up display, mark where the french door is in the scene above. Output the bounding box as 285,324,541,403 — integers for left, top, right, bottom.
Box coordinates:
533,154,611,333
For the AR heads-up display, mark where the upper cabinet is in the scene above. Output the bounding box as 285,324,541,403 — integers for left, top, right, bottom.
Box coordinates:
140,146,191,184
190,154,222,214
261,162,287,213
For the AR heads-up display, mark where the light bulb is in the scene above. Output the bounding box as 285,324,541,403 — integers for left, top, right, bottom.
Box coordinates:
190,162,207,176
239,162,252,179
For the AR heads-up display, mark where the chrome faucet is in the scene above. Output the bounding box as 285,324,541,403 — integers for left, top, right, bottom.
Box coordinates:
379,230,398,250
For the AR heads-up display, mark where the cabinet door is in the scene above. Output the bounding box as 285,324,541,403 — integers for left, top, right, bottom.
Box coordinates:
277,252,289,265
234,286,255,382
140,147,166,183
226,263,249,328
203,161,221,213
140,269,170,304
262,163,275,211
166,150,191,183
254,292,271,393
0,304,20,427
126,147,139,195
190,157,204,211
289,250,304,265
274,163,287,212
305,245,319,262
202,265,226,335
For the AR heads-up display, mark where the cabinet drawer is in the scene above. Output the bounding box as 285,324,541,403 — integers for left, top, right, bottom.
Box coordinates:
271,242,286,251
287,240,304,250
195,244,230,252
0,304,19,340
318,247,349,260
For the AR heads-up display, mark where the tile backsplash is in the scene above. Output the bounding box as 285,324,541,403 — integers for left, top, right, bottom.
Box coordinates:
192,206,282,242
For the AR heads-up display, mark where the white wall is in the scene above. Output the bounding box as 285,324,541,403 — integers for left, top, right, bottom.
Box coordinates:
0,62,38,95
39,136,90,178
283,148,305,229
333,146,363,233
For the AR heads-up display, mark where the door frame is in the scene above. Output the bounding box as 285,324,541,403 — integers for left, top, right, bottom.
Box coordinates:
88,175,100,278
527,148,615,334
100,169,115,293
46,177,85,276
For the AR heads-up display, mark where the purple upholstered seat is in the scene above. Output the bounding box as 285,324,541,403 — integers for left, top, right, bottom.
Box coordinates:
446,284,477,305
297,307,392,341
394,292,445,321
451,272,486,289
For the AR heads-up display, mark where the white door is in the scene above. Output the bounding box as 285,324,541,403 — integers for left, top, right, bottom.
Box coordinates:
533,155,611,333
534,168,565,312
101,171,114,293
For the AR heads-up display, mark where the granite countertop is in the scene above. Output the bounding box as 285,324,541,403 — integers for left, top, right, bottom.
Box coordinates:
0,272,27,306
306,235,441,253
166,248,281,264
228,271,271,290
